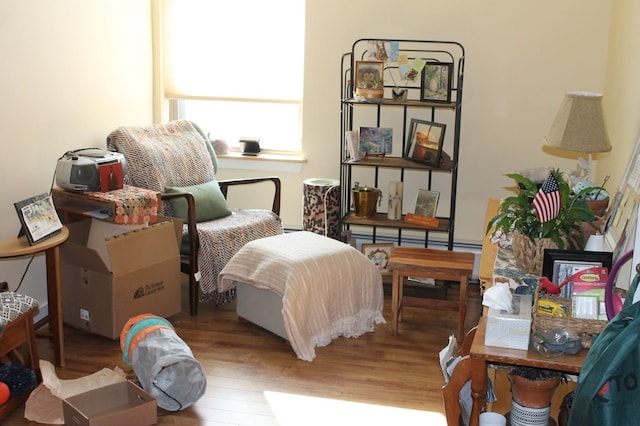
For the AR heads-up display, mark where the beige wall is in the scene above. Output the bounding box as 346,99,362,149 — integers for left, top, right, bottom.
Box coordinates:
3,0,640,309
600,0,640,196
0,1,152,307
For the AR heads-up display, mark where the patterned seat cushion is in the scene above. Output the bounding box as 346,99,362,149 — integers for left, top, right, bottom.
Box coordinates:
0,292,38,326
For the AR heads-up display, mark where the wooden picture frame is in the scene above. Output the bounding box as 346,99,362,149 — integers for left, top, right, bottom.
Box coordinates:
542,249,613,299
405,119,446,167
362,243,394,274
420,62,453,103
355,61,385,98
415,189,439,217
14,193,63,245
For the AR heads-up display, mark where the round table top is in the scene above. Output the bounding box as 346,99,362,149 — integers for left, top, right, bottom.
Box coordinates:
0,226,69,258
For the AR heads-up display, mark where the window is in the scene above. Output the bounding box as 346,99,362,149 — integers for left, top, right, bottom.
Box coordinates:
159,1,305,154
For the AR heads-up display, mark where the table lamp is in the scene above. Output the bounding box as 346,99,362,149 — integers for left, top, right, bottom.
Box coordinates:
543,91,611,183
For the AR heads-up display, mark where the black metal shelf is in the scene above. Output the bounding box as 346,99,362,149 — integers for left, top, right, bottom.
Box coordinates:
339,39,465,249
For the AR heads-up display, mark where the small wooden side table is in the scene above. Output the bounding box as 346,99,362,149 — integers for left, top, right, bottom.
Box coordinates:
0,227,69,367
388,246,475,340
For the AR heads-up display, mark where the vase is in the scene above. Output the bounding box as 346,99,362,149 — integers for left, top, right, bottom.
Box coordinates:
512,232,558,276
587,197,609,217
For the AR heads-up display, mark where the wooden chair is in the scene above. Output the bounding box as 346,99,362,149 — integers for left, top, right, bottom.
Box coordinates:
442,326,477,426
107,120,283,315
0,292,40,421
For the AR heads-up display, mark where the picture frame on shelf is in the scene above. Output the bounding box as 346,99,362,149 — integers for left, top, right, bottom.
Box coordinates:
405,119,446,167
362,243,394,274
14,193,63,245
420,62,453,103
355,61,385,99
542,249,613,299
359,127,392,155
415,189,439,217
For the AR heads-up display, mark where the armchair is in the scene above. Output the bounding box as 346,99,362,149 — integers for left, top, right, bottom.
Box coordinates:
107,120,283,315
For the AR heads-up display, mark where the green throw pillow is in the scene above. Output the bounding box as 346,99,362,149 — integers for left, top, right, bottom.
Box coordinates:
165,180,232,222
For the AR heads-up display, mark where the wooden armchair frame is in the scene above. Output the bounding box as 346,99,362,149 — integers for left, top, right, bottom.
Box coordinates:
165,176,281,316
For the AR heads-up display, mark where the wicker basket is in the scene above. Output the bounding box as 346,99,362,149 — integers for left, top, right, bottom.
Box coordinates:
533,292,608,348
512,232,558,276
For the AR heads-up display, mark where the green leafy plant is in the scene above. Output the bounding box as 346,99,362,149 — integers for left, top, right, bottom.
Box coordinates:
486,169,598,250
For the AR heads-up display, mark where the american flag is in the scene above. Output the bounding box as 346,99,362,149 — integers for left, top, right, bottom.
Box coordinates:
533,173,561,223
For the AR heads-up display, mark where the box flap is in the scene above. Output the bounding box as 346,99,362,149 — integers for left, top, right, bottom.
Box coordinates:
61,220,110,273
106,221,179,276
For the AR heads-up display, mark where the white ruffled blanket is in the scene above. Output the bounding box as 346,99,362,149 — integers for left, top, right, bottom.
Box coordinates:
218,231,385,361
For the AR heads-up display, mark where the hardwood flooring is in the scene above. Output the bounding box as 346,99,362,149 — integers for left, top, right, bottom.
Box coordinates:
5,281,481,425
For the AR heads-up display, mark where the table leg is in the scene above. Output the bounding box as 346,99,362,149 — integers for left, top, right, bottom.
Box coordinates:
458,275,468,341
391,270,400,335
45,245,64,367
469,357,487,426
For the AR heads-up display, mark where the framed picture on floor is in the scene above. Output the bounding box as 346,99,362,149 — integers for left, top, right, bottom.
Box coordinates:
362,243,394,274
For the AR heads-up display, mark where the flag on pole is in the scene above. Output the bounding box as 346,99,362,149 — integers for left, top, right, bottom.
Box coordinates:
533,173,561,223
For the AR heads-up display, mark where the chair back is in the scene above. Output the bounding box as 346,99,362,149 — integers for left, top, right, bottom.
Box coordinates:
107,120,218,193
442,326,478,426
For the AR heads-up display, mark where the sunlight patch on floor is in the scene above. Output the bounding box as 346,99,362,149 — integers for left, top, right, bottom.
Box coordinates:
264,391,446,426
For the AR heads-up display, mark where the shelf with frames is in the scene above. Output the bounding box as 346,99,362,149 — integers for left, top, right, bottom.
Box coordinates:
339,38,464,249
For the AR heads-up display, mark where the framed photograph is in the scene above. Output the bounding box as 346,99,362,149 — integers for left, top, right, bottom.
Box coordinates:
420,62,453,102
355,61,384,95
415,189,439,217
14,193,63,245
359,127,392,155
542,249,613,299
405,119,446,167
362,243,394,274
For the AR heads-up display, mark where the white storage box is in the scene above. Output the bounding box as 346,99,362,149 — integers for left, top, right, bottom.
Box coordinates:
485,294,533,350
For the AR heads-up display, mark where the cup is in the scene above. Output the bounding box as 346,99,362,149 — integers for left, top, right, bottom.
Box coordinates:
479,412,507,426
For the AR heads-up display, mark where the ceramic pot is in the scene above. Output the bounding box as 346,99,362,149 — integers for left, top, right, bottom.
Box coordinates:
510,374,561,409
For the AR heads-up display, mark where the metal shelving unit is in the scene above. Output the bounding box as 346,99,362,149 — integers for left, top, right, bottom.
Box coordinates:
339,39,465,249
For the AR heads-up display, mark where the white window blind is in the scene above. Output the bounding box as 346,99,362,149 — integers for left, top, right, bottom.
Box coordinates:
160,1,305,153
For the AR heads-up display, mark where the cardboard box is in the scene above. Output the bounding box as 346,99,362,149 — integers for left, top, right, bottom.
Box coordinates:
61,217,182,339
485,294,532,350
62,381,157,426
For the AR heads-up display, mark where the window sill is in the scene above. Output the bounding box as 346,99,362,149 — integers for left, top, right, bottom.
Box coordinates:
217,152,307,173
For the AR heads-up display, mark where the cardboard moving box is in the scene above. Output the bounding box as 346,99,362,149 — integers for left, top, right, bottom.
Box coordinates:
61,217,181,339
62,381,157,426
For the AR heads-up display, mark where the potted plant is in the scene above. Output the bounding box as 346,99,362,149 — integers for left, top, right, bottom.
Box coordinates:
486,169,600,275
508,366,566,424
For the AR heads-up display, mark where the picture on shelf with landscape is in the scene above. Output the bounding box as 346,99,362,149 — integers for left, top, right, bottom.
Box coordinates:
405,119,446,166
421,62,453,102
359,127,392,155
414,189,439,217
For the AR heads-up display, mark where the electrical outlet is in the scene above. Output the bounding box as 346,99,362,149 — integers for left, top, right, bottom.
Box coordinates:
80,309,90,321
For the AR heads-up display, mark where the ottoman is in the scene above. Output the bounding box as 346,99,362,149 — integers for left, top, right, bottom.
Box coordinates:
218,231,385,361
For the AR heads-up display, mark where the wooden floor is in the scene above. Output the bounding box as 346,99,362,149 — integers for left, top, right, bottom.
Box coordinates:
5,281,481,425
